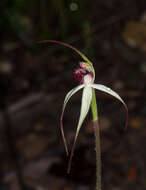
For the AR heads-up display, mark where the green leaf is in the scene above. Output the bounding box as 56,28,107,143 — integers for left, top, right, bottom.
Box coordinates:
37,40,95,79
92,84,128,128
68,85,92,173
60,84,84,155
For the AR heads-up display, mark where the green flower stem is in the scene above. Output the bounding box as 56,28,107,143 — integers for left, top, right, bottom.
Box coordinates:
91,88,98,121
91,89,101,190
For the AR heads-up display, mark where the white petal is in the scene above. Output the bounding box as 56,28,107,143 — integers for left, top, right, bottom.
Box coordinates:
75,86,92,140
62,84,84,113
92,84,128,129
92,84,125,104
60,84,84,155
67,86,92,173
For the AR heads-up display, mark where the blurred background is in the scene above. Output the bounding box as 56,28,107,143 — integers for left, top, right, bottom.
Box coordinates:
0,0,146,189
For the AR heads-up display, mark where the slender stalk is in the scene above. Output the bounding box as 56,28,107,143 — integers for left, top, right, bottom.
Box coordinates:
91,88,98,121
91,89,101,190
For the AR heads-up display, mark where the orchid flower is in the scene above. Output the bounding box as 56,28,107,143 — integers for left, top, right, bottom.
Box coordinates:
61,62,128,172
38,40,128,190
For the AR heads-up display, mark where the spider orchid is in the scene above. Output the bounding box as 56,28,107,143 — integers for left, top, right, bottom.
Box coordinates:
38,40,128,190
61,62,128,172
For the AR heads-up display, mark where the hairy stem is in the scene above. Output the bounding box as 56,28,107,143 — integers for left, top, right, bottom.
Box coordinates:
91,88,98,121
91,89,101,190
93,120,101,190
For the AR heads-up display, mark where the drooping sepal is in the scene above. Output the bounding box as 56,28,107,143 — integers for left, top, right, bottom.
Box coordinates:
60,84,84,155
91,84,128,129
38,40,95,80
68,85,92,173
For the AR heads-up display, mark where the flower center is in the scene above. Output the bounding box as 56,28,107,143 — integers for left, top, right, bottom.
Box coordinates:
83,74,93,85
74,63,93,84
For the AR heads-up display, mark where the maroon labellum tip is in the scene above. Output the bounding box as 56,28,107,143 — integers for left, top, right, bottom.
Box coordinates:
73,68,87,84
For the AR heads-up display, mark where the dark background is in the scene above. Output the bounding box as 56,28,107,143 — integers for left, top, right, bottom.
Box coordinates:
0,0,146,190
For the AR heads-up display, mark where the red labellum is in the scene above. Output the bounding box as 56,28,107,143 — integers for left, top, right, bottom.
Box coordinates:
73,68,87,84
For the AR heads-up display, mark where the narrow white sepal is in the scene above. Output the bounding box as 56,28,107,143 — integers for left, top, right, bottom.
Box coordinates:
91,84,125,105
60,84,84,154
62,84,85,115
74,85,92,142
